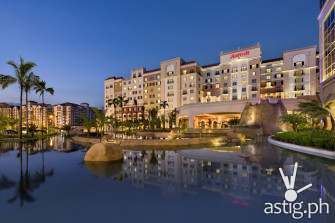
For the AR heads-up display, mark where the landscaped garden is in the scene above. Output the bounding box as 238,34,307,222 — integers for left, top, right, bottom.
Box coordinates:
274,99,335,151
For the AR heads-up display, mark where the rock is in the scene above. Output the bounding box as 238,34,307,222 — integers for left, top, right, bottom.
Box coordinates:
84,143,122,162
240,100,287,135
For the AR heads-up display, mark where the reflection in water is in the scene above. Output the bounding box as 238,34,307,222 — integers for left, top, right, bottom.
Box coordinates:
85,144,335,210
2,140,55,207
0,135,87,154
0,138,334,222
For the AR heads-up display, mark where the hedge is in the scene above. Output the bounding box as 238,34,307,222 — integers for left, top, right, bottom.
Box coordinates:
273,129,335,151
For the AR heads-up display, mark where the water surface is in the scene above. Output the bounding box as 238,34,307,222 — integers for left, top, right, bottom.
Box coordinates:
0,136,334,223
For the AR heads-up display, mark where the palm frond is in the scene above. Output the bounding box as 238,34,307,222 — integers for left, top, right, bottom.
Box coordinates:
0,74,17,89
46,87,54,95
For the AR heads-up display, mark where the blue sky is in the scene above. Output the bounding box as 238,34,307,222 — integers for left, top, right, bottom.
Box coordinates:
0,0,320,107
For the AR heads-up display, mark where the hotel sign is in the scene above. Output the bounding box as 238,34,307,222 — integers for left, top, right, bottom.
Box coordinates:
230,50,250,59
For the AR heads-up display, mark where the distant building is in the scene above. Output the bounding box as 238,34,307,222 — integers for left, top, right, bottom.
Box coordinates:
22,101,53,129
52,102,94,128
0,101,52,130
318,0,335,117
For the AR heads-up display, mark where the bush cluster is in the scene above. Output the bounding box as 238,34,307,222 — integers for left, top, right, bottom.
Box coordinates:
273,129,335,151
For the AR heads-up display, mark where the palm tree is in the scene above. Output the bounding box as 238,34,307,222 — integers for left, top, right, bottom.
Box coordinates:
298,100,335,130
118,96,129,132
160,100,168,130
107,97,120,119
0,57,37,139
23,72,39,135
133,99,138,121
34,79,54,133
93,108,109,141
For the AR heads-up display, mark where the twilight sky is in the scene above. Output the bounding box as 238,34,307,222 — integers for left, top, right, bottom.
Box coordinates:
0,0,319,108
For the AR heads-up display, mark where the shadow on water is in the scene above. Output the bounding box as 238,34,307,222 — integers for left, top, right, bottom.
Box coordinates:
4,139,55,207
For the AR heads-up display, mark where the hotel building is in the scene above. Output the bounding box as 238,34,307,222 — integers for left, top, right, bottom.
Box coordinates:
104,44,319,128
52,102,94,128
319,0,335,117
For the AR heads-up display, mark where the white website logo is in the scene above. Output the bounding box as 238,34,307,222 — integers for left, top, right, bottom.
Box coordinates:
279,162,312,202
264,162,330,220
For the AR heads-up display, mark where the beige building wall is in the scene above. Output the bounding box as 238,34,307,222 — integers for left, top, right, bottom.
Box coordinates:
282,46,318,98
319,0,335,117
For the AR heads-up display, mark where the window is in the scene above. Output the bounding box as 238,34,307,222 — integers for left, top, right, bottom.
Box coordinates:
215,84,220,89
252,71,256,76
252,94,257,98
241,65,247,71
266,75,271,80
252,86,258,91
232,67,238,73
232,89,237,93
266,68,272,73
232,82,237,86
232,95,238,100
242,87,246,92
252,79,257,84
223,82,228,87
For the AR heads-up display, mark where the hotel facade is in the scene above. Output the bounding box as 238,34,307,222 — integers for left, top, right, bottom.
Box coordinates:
104,44,319,128
319,0,335,117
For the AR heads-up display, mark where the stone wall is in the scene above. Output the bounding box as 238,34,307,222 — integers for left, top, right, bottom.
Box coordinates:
240,100,287,135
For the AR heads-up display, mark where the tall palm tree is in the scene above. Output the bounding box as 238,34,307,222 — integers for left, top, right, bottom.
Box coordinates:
34,79,54,132
23,72,39,135
108,97,120,119
0,57,37,139
118,96,129,123
160,100,168,130
298,100,335,130
117,96,128,137
133,99,138,121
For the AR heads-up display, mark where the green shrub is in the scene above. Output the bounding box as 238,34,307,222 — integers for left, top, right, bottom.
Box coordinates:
273,129,335,151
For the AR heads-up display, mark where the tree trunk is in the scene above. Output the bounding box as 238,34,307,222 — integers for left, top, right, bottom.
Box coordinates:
25,91,29,136
331,115,335,131
19,87,23,139
41,94,44,136
163,108,166,130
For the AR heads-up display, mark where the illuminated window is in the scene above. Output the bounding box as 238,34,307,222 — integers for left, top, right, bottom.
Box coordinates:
215,84,220,89
266,68,272,73
266,75,271,80
183,70,187,74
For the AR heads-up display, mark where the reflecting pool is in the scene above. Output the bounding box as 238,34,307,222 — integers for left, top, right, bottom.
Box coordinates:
0,136,334,223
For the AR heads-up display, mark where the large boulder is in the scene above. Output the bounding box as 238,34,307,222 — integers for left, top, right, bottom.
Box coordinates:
84,143,122,162
240,100,287,135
